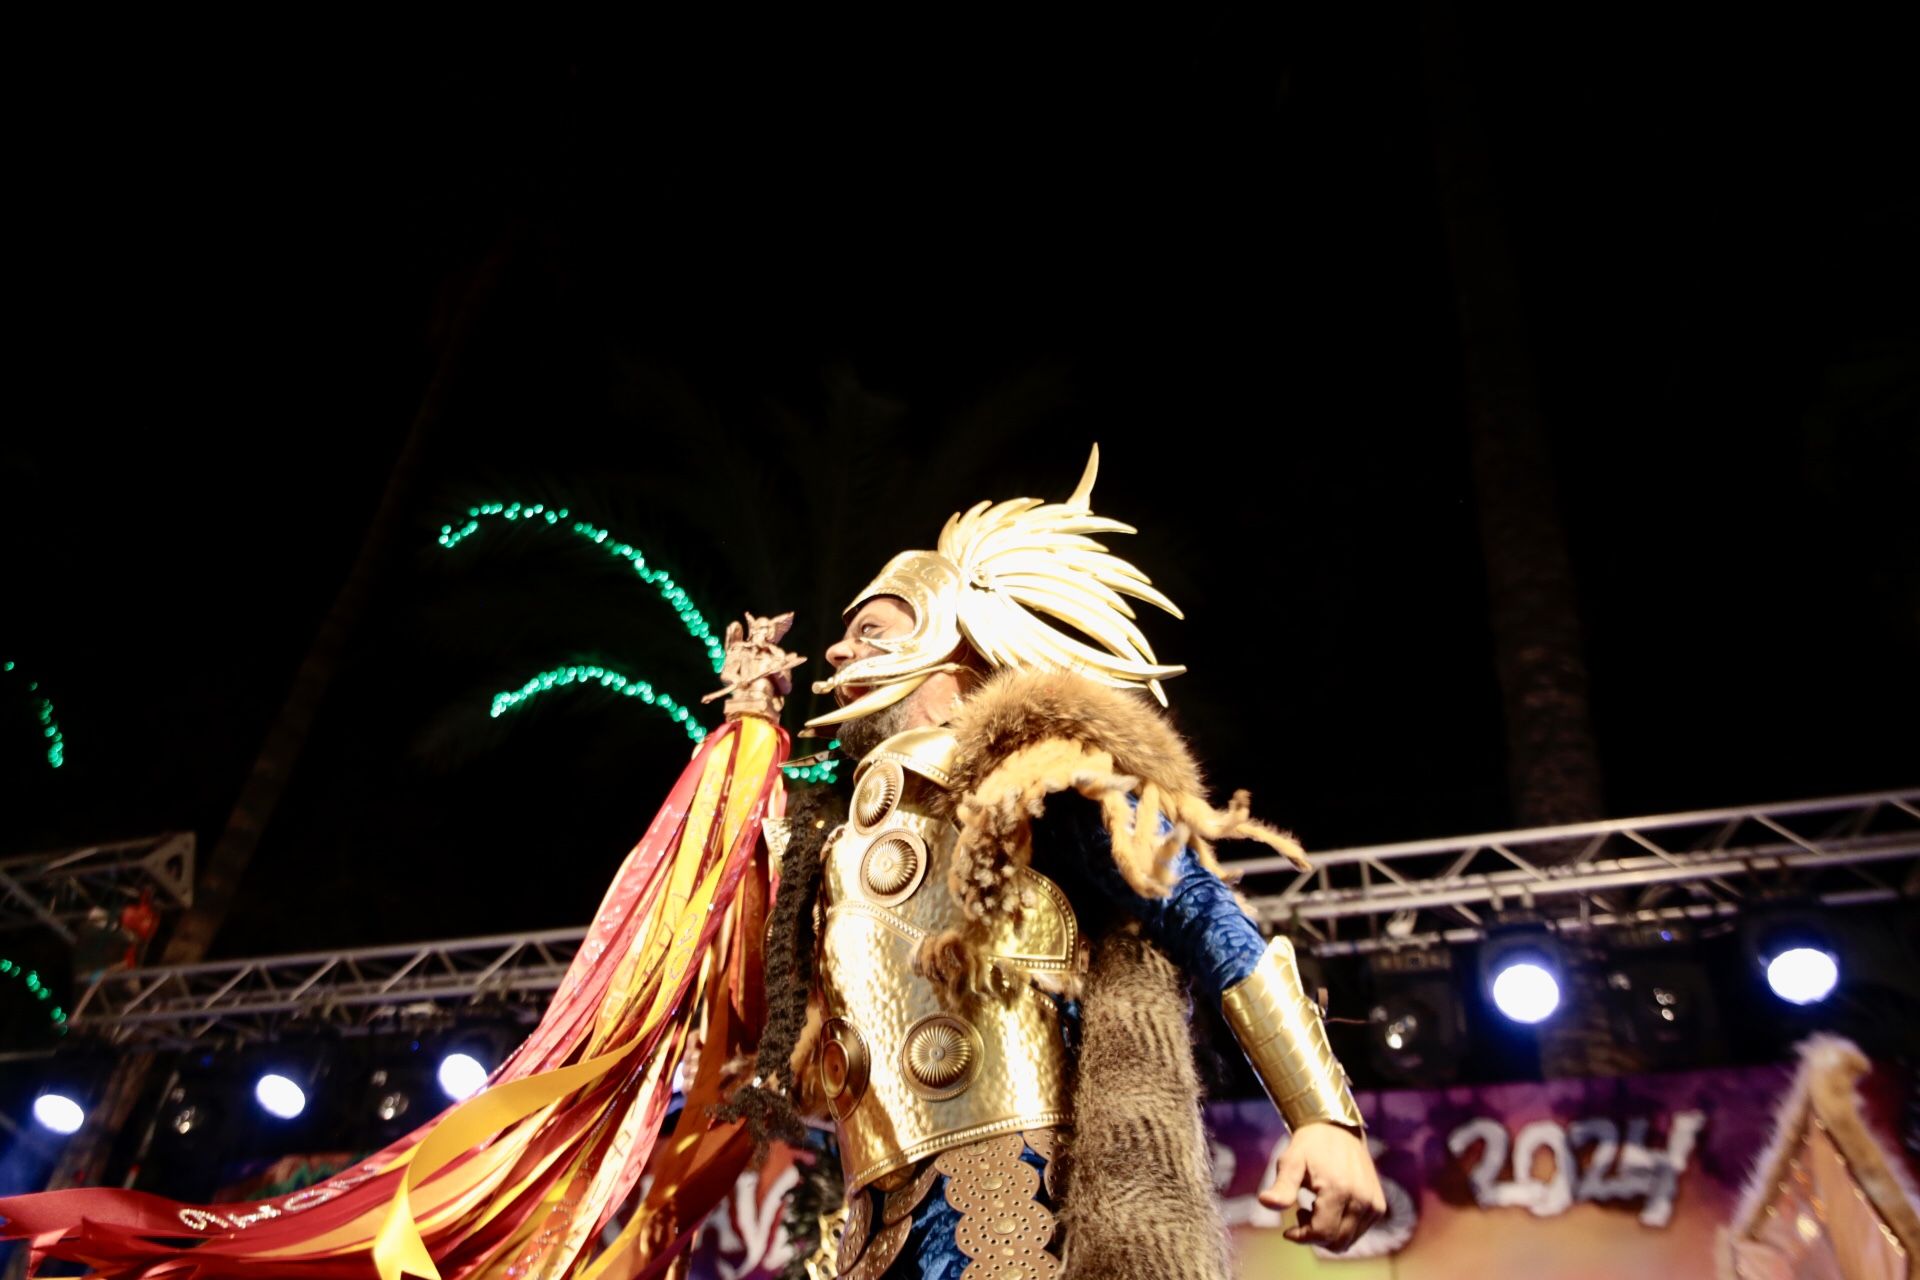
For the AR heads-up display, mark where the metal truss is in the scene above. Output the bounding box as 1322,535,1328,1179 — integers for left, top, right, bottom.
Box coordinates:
0,833,195,940
64,927,586,1048
46,789,1920,1047
1228,788,1920,955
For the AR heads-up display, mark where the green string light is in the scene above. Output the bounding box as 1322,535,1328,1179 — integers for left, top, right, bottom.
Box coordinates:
4,660,65,769
487,663,842,783
491,664,709,744
784,742,842,785
0,956,69,1034
437,504,726,673
437,507,838,783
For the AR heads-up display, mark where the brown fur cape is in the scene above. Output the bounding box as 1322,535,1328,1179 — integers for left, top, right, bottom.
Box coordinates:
914,668,1309,999
928,669,1311,1280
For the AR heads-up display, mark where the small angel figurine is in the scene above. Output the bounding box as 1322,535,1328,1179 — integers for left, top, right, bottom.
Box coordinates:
703,610,804,723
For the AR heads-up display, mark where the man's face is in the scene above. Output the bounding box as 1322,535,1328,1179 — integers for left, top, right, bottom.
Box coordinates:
822,596,914,706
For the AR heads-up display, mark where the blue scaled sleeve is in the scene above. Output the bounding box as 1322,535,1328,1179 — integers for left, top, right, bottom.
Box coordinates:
1029,792,1268,1002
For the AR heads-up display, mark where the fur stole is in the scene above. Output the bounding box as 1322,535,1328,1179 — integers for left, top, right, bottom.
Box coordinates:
914,667,1310,998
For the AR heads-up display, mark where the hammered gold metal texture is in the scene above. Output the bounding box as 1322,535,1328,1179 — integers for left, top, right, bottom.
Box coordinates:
843,1213,915,1280
882,1160,942,1224
819,742,1075,1189
861,831,927,903
1222,936,1365,1131
902,1014,982,1098
836,1191,873,1277
852,761,905,833
820,1018,871,1123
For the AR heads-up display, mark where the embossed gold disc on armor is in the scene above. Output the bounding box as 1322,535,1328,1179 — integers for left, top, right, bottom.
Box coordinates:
861,831,926,904
902,1014,982,1099
852,760,904,832
819,1017,871,1124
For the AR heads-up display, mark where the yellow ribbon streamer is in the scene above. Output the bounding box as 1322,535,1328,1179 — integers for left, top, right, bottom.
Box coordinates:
369,721,776,1280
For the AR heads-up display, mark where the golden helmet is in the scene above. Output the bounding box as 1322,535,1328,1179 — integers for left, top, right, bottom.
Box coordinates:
807,446,1186,728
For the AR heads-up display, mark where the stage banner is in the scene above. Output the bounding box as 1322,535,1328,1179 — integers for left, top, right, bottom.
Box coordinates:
679,1056,1915,1280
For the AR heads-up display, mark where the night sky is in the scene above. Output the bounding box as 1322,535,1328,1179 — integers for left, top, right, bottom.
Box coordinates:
6,11,1916,962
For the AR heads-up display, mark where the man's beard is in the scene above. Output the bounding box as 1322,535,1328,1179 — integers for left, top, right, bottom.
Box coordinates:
832,697,918,765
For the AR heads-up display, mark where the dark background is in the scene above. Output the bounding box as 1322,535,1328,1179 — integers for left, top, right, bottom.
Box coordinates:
6,9,1916,966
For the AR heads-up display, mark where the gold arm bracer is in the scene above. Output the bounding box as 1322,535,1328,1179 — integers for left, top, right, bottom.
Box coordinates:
1220,936,1365,1132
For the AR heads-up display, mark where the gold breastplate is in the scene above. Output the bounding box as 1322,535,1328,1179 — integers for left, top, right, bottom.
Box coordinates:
816,727,1077,1190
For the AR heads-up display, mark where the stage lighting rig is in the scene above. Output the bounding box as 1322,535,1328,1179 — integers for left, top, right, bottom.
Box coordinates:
369,1068,412,1121
1600,922,1720,1068
1363,946,1465,1086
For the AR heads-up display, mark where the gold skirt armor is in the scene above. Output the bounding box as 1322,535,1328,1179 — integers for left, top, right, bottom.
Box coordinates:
834,1130,1066,1280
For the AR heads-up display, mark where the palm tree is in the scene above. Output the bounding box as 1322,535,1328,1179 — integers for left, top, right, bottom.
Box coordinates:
1420,0,1635,1078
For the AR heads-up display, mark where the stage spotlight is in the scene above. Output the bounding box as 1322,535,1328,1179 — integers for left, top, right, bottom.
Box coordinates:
1766,947,1839,1005
32,1092,85,1135
1491,959,1560,1023
254,1073,308,1119
1745,909,1843,1007
437,1052,489,1101
1479,924,1565,1026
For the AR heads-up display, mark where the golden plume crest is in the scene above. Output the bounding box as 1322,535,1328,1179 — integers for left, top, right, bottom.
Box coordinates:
808,446,1186,728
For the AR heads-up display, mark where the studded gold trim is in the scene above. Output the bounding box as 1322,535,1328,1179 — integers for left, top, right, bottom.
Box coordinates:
842,1209,914,1280
1022,1128,1065,1201
856,726,961,790
883,1159,943,1225
852,761,905,833
835,1190,872,1276
860,830,927,904
936,1133,1061,1280
902,1014,983,1099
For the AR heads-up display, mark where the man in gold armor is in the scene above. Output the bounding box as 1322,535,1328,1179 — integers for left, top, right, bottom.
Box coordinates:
733,448,1384,1280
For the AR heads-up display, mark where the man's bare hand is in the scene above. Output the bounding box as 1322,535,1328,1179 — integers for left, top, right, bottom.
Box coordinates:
1258,1121,1386,1252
